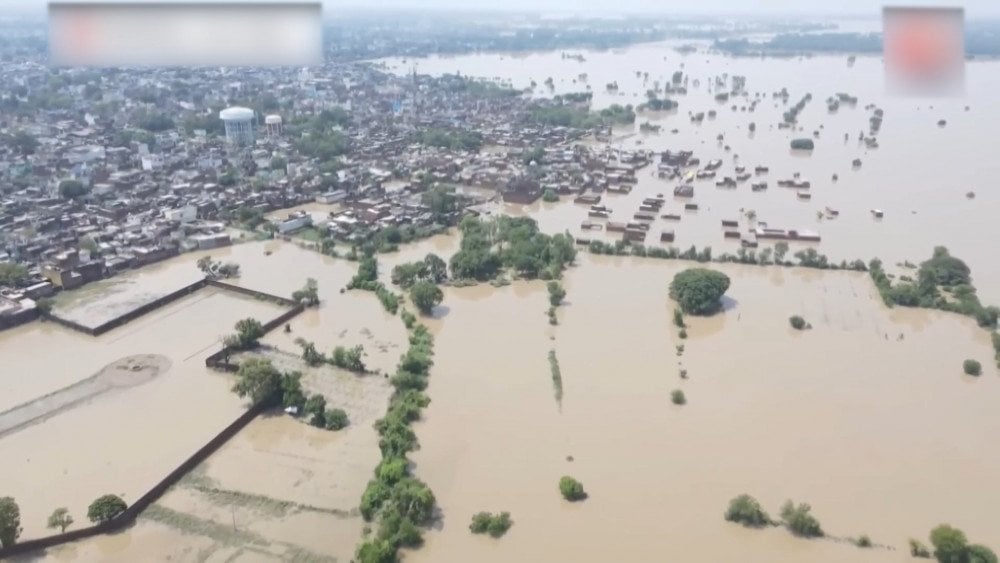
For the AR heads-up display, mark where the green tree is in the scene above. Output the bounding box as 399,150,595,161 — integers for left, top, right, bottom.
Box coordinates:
47,507,73,533
669,268,731,315
228,318,264,350
86,494,127,524
930,525,968,563
281,371,306,412
780,500,823,538
724,494,771,527
232,357,283,407
59,179,87,199
0,497,21,547
421,185,458,219
0,263,29,287
7,130,39,155
789,315,807,330
294,338,325,366
559,476,586,501
410,281,443,316
424,253,448,283
671,389,686,405
547,281,566,307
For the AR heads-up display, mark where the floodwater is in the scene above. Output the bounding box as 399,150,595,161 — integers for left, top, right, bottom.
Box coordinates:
378,42,1000,305
0,287,285,540
406,254,1000,562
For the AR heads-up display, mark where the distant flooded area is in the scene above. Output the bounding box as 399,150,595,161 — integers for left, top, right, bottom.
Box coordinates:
378,42,1000,305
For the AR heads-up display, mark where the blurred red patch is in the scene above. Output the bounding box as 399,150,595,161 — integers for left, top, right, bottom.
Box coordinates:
883,7,964,95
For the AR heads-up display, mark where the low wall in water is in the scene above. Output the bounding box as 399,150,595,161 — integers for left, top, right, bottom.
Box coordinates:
0,402,267,558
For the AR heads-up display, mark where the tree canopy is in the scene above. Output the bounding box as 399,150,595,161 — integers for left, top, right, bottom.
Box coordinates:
0,497,21,547
86,494,127,524
59,179,87,199
232,357,283,407
724,494,772,528
0,263,29,287
669,268,731,315
410,281,443,316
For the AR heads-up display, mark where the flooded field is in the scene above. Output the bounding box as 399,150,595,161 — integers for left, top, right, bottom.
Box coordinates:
0,287,286,540
405,254,1000,562
379,43,1000,305
45,357,394,563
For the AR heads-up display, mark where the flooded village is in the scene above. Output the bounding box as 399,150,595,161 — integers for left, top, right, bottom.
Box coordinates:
1,9,999,563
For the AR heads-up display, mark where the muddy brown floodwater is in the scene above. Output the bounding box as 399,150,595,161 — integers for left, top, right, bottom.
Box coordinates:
405,254,1000,563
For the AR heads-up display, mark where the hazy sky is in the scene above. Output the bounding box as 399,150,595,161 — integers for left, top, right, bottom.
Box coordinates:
7,0,1000,18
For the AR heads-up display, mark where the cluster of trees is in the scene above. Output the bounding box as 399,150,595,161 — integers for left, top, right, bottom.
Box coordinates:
414,128,483,152
293,111,350,161
587,239,870,273
639,96,679,111
347,255,400,315
449,216,576,282
0,263,28,288
332,345,367,373
559,476,586,501
547,281,566,325
669,268,731,316
925,524,997,563
224,318,264,351
526,103,634,129
232,358,347,430
292,278,320,307
469,511,513,538
196,256,241,279
870,248,1000,330
390,254,447,289
356,322,437,563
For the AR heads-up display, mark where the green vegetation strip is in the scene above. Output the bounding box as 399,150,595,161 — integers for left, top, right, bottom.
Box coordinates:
548,350,563,408
355,317,438,563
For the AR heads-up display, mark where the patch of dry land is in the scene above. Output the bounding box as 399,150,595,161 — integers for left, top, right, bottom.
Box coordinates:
405,254,1000,563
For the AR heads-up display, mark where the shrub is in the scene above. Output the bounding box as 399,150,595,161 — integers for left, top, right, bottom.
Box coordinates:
856,535,873,548
542,189,559,202
325,408,349,430
789,315,807,330
964,359,982,376
559,476,586,501
910,538,932,558
724,494,771,527
469,511,513,538
780,500,823,538
671,389,686,405
673,309,685,327
968,545,998,563
305,394,327,427
678,328,688,339
669,268,731,315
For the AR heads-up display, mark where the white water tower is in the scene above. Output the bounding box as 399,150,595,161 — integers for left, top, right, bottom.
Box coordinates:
219,106,255,145
265,114,283,137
